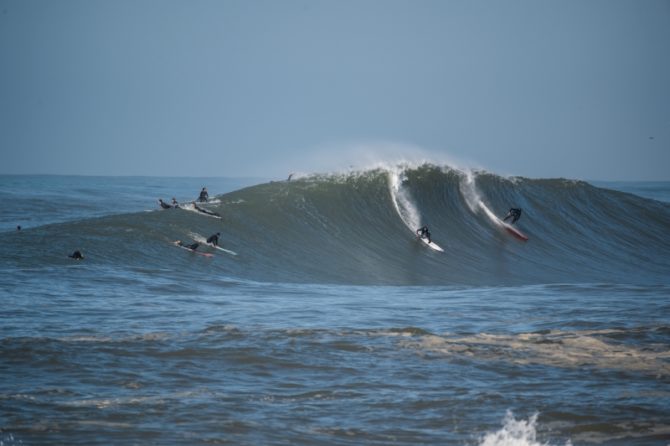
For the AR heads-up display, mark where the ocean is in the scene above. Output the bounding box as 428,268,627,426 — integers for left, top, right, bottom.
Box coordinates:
1,166,669,445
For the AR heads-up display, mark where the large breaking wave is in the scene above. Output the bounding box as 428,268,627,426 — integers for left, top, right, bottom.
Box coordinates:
2,164,669,286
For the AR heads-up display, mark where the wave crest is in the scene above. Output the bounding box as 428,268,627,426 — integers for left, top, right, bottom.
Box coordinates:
4,164,669,285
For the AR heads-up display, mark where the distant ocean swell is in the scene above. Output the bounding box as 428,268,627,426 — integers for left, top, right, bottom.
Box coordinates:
1,164,669,286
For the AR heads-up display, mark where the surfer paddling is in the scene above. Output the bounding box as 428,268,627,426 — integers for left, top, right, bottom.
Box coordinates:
416,225,432,244
503,208,522,224
174,240,215,257
193,202,221,217
176,240,200,251
68,250,84,260
158,198,172,209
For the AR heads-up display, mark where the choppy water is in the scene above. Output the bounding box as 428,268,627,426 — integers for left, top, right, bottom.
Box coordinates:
1,168,669,445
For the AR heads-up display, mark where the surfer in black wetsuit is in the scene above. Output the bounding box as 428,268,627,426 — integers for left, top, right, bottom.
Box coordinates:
503,208,522,224
177,241,200,251
69,250,84,260
158,199,172,209
193,202,221,217
416,225,432,244
206,232,221,246
198,187,209,203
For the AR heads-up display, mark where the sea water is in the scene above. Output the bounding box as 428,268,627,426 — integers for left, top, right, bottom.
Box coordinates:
1,172,668,445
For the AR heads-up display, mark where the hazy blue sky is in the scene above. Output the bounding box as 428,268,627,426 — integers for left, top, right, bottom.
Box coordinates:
1,0,668,180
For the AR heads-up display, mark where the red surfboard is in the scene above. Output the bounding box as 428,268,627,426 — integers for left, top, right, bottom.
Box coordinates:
503,223,528,241
173,241,214,257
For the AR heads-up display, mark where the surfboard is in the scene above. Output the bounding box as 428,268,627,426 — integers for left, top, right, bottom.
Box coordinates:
193,206,222,219
211,245,237,256
502,223,528,241
476,200,529,242
188,232,238,256
419,236,444,252
173,241,214,257
180,203,222,219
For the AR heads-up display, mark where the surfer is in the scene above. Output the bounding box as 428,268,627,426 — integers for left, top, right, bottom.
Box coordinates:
206,232,221,247
158,199,172,209
176,241,200,251
198,187,209,203
193,202,221,217
503,208,522,224
171,198,181,208
68,250,84,260
416,226,432,244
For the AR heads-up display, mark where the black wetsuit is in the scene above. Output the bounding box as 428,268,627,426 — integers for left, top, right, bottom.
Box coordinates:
417,226,432,244
503,208,522,224
194,203,220,217
178,241,199,251
69,250,84,260
159,199,173,209
198,189,209,202
206,233,220,246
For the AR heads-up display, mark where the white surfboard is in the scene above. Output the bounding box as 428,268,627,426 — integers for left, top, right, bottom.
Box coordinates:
189,232,238,256
211,245,238,256
419,236,444,252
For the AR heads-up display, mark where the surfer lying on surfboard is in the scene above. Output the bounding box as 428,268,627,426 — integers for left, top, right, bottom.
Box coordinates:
174,240,215,257
503,208,522,224
176,240,200,251
416,225,432,244
193,202,221,217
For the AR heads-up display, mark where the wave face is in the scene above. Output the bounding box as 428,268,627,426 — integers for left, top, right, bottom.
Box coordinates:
3,165,669,285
